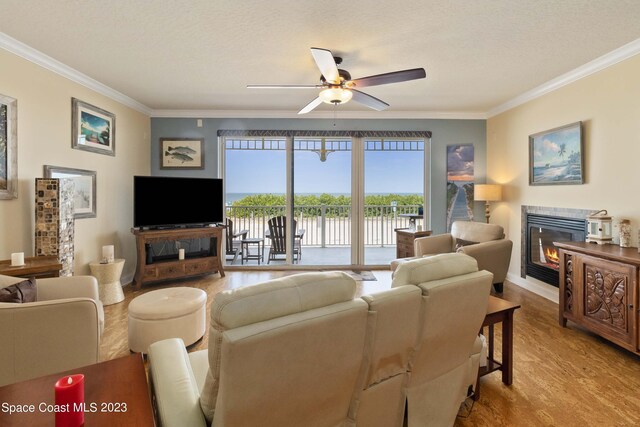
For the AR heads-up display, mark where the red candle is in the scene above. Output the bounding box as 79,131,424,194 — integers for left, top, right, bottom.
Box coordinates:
54,374,84,427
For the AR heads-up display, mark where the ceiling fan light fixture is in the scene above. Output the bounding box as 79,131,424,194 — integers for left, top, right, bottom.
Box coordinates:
319,87,352,105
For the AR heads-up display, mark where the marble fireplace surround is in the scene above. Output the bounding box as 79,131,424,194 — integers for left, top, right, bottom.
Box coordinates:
520,205,594,280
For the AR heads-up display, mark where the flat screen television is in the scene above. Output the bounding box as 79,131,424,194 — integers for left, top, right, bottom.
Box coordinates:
133,176,224,228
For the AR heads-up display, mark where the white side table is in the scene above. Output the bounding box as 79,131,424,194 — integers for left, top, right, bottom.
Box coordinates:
89,258,125,305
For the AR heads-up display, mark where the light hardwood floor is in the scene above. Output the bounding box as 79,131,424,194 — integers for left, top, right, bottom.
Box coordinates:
100,271,640,426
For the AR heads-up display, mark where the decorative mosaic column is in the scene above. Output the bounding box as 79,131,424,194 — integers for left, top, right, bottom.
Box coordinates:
35,178,75,276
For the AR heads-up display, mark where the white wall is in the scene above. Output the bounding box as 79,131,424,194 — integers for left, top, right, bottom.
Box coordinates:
0,49,150,280
487,53,640,277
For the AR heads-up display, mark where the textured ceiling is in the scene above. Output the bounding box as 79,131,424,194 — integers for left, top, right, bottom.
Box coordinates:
2,0,640,113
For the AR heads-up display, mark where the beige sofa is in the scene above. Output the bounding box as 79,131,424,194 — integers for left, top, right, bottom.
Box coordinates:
148,254,493,427
394,221,512,293
0,274,104,387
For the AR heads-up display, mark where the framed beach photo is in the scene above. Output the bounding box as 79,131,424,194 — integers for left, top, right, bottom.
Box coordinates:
446,144,474,231
529,122,583,186
160,138,204,169
0,93,17,199
71,98,116,156
44,165,97,218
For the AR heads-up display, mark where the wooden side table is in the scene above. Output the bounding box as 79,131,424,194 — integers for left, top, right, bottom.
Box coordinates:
394,228,432,258
242,238,264,264
0,255,62,278
0,354,155,426
475,296,521,400
89,259,125,305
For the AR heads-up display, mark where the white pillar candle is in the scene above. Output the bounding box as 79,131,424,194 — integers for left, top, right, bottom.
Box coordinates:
102,245,115,263
11,252,24,266
178,248,185,260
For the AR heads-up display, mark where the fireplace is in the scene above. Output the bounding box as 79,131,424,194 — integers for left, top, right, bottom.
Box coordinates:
525,214,587,286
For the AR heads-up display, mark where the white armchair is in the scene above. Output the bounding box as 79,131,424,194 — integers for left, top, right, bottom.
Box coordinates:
0,274,104,386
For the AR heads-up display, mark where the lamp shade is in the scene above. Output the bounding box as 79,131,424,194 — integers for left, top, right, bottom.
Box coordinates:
474,184,502,202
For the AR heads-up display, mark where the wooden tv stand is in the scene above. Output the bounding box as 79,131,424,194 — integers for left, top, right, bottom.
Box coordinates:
131,226,224,289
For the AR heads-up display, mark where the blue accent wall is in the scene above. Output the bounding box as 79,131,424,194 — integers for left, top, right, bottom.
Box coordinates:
150,118,486,234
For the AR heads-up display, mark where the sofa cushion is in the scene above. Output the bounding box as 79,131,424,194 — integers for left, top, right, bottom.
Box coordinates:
0,274,23,289
0,278,37,303
454,238,477,251
391,253,478,288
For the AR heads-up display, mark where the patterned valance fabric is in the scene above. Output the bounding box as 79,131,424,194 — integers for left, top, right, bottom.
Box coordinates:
217,129,432,138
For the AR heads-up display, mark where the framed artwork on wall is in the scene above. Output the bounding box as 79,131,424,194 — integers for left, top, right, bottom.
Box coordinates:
44,165,97,219
71,98,116,156
0,93,17,199
529,121,583,185
446,144,474,231
160,138,205,169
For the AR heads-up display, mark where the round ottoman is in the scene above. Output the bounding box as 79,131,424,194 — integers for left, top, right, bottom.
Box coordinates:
128,287,207,353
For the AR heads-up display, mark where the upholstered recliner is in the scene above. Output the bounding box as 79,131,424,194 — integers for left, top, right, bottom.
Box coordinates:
389,254,492,427
0,274,104,387
149,257,492,427
148,271,368,427
393,221,512,293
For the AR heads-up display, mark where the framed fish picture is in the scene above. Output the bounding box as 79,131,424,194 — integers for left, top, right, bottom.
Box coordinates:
160,138,205,169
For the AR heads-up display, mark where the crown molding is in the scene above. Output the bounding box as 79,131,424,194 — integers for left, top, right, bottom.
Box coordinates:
149,109,487,120
0,32,153,115
488,37,640,118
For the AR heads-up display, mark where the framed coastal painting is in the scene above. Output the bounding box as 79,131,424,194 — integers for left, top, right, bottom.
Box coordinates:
71,98,116,156
160,138,204,169
0,93,17,199
446,144,474,231
44,165,97,218
529,122,583,186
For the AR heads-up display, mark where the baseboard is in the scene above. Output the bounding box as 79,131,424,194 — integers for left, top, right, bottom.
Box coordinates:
506,273,559,304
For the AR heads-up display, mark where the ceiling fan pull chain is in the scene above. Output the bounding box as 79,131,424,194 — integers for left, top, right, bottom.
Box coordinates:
333,103,337,127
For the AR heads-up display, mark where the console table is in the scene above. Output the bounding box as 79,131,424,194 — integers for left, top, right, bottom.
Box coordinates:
131,227,224,289
0,354,154,426
0,255,62,278
557,241,639,355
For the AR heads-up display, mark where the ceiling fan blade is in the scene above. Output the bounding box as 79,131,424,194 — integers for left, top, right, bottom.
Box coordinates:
310,47,340,84
349,68,426,88
247,84,321,89
298,97,323,115
351,89,389,111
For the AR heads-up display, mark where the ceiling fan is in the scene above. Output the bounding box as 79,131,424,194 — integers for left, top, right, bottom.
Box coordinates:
247,47,426,115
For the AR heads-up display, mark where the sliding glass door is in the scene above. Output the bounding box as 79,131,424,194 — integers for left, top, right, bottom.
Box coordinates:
293,138,352,265
221,131,429,267
362,139,425,265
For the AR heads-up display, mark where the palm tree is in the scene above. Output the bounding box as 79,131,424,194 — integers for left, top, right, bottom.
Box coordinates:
558,143,567,160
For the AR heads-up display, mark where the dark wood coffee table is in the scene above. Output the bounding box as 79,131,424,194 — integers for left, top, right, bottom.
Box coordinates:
0,354,155,426
475,295,521,399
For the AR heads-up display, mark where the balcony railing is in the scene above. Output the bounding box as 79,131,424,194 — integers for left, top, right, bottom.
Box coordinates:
226,204,421,247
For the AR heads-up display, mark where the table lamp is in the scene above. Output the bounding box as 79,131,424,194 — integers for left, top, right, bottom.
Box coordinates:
474,184,502,223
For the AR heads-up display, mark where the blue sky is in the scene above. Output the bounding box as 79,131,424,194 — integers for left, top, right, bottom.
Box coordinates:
531,126,580,167
225,149,423,194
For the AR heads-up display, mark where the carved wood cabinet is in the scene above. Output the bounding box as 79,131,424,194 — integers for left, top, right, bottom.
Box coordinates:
557,241,639,354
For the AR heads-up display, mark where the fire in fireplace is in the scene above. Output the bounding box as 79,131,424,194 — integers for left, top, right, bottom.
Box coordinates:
526,214,586,286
